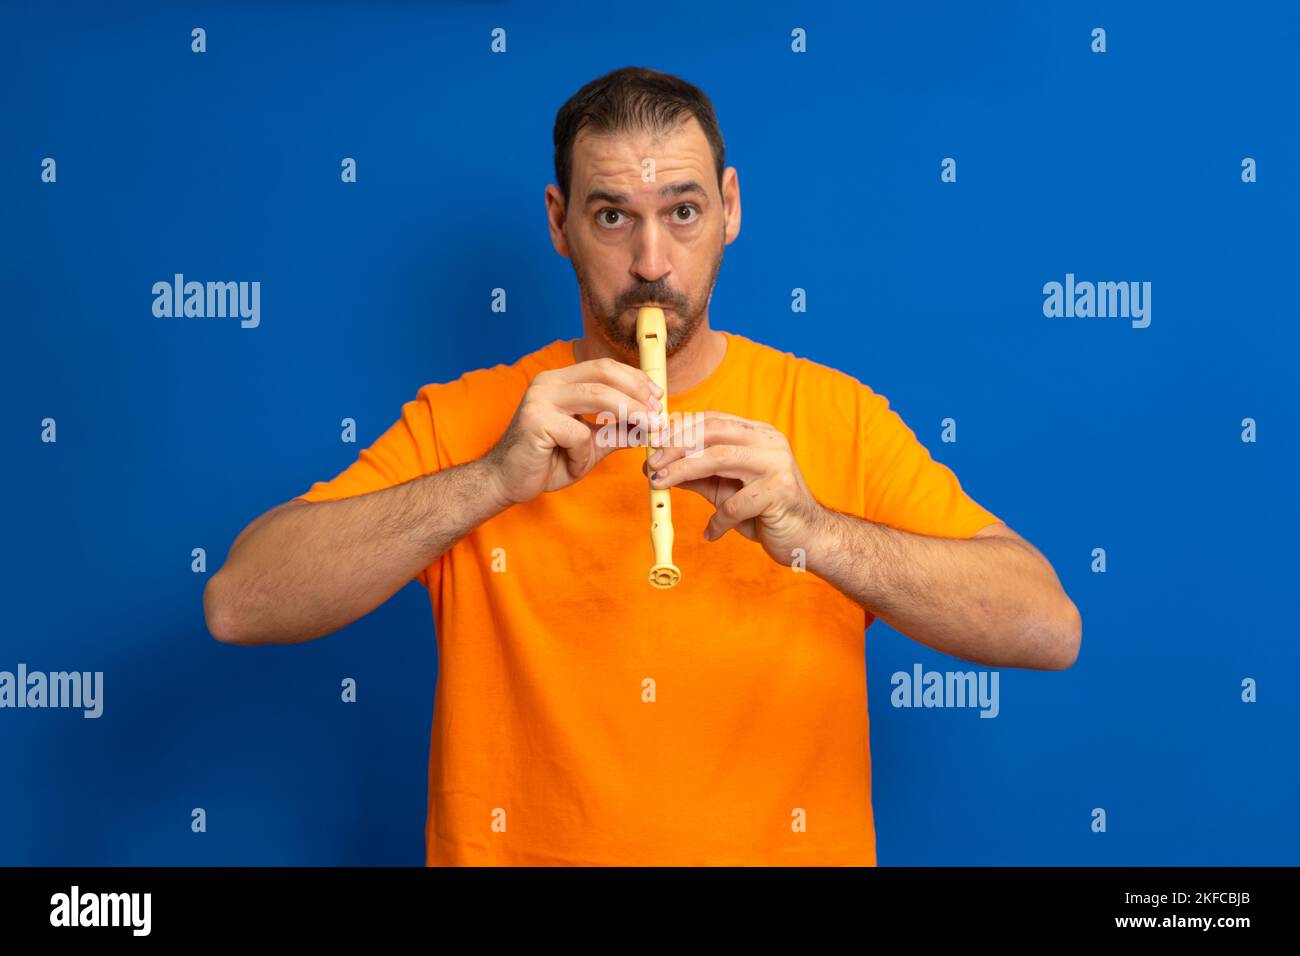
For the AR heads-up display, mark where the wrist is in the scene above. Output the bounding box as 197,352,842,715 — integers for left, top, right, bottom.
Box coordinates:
802,503,850,577
470,455,516,515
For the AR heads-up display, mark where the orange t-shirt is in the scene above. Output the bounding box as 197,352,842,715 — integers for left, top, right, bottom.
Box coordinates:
295,330,1000,865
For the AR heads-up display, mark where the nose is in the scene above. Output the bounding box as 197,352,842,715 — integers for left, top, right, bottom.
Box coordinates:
630,219,671,286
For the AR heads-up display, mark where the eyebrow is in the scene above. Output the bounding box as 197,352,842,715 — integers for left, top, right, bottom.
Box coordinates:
584,180,708,205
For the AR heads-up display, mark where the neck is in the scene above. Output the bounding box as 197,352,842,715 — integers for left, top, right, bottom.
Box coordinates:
574,314,727,395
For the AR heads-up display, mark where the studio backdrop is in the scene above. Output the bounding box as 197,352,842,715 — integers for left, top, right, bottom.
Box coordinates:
2,0,1295,864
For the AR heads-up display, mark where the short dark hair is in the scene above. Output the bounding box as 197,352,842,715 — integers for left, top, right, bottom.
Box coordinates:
552,66,726,207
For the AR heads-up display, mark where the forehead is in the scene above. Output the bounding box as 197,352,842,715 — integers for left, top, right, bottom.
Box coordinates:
571,117,714,193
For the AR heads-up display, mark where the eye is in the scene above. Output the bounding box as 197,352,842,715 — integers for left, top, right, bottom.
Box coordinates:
671,204,700,224
596,208,629,229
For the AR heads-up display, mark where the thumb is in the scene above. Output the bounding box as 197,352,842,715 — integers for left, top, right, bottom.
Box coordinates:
566,420,612,478
672,475,743,510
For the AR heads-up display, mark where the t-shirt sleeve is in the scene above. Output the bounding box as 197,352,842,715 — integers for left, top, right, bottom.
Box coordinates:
294,385,441,504
292,385,443,589
859,386,1001,539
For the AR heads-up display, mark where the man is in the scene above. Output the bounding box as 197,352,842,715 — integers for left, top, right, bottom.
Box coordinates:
204,66,1081,866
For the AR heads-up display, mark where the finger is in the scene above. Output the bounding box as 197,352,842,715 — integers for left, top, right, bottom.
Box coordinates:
544,382,657,424
543,413,600,478
542,357,663,410
704,478,775,541
648,413,781,470
667,475,744,510
581,419,626,469
654,410,773,444
650,443,780,488
592,410,667,455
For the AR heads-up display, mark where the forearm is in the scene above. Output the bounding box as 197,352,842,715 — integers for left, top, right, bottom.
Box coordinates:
205,458,509,646
806,509,1081,670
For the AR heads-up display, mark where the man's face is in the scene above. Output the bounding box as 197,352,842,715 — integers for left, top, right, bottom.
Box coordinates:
548,117,737,357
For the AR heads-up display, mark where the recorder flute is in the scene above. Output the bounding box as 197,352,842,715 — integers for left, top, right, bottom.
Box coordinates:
636,306,682,588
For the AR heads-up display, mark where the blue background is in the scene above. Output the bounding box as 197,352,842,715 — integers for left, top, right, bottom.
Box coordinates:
2,0,1296,865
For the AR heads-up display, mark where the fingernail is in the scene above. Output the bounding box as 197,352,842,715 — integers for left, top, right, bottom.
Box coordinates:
648,450,662,466
650,395,662,411
650,381,664,397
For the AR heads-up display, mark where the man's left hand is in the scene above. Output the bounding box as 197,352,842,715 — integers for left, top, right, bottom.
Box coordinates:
645,410,833,568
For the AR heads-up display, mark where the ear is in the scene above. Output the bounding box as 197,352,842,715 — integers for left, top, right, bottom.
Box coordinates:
720,166,741,246
544,184,571,258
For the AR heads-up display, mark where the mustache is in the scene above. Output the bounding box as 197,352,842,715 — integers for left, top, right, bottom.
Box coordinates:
616,283,687,313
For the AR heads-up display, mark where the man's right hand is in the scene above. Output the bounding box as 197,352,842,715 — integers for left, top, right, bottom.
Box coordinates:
481,356,663,507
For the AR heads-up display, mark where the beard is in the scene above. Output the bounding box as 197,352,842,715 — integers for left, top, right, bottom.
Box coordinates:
574,237,724,358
